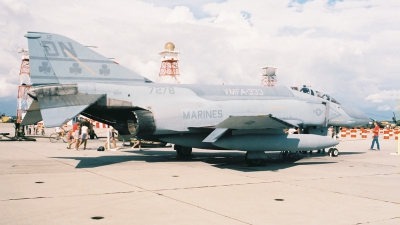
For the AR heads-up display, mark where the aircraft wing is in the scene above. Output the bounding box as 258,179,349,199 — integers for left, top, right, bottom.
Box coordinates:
215,115,301,130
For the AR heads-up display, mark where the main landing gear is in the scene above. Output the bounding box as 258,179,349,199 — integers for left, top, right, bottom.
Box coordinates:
245,151,267,166
299,148,339,157
174,145,192,157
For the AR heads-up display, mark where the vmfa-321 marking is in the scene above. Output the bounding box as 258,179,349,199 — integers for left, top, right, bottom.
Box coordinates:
22,32,370,164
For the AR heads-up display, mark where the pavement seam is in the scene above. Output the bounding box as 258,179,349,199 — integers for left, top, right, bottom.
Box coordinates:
352,216,400,225
39,153,253,225
284,180,399,205
2,190,139,202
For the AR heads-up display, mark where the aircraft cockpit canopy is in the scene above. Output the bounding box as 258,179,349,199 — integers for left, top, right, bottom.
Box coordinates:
300,87,314,96
299,87,340,104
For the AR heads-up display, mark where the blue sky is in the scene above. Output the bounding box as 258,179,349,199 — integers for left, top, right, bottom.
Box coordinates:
0,0,399,121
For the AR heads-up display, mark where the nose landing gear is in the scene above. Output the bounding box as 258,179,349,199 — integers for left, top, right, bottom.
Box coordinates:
328,148,339,157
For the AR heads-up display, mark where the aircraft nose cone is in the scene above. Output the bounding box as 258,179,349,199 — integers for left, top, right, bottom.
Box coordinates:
328,137,339,147
341,105,371,127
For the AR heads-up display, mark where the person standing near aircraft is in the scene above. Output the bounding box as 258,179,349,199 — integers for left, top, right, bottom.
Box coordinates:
74,125,82,150
104,128,117,149
71,121,80,150
78,124,89,150
66,129,74,149
370,121,380,150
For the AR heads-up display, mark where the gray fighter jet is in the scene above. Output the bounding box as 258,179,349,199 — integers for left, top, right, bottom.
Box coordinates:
21,32,370,165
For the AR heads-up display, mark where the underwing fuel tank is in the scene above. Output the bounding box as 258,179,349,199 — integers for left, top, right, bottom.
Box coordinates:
213,134,339,152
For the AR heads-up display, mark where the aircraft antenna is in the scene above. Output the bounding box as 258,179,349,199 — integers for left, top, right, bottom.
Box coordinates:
16,47,33,124
158,42,181,83
260,66,278,86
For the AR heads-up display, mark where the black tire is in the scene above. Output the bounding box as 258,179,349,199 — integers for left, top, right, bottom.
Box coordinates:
49,133,58,143
331,148,339,157
175,145,192,156
245,152,264,166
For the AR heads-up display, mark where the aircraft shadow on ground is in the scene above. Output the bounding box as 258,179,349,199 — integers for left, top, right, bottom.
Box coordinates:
51,149,351,172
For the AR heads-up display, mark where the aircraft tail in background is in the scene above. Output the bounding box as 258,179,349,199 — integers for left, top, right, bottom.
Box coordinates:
24,32,152,85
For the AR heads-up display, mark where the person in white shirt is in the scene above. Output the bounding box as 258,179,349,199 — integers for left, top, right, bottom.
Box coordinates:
78,125,89,150
55,126,64,137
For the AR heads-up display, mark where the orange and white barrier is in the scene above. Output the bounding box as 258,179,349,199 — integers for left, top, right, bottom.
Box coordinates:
383,129,389,140
338,128,400,140
94,122,108,128
361,130,367,138
341,128,347,138
351,129,357,138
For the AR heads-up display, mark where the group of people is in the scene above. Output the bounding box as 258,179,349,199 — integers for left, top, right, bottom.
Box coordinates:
59,119,146,151
64,122,134,151
102,128,142,150
25,123,45,135
66,121,89,150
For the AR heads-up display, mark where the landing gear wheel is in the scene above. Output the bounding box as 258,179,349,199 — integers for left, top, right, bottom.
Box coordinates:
331,148,339,157
245,152,264,166
328,148,339,157
175,145,192,157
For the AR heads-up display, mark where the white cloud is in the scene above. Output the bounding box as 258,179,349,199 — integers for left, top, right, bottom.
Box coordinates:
365,90,400,103
1,0,28,15
165,6,195,23
377,105,391,111
0,75,18,98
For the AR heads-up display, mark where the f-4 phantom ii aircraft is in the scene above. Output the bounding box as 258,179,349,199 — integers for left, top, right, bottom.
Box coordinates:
22,32,370,165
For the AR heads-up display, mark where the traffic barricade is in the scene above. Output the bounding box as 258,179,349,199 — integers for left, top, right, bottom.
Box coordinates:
351,129,357,138
341,128,347,138
383,129,389,140
361,129,367,139
346,129,351,137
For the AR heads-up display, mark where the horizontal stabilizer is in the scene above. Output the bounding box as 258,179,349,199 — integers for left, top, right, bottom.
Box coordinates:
40,105,88,127
202,128,228,143
37,93,104,127
21,101,42,125
215,115,300,130
22,84,104,127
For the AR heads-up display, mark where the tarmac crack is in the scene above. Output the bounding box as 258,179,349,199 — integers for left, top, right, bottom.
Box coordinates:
1,190,142,202
42,156,253,225
353,216,400,225
284,180,399,205
152,180,277,192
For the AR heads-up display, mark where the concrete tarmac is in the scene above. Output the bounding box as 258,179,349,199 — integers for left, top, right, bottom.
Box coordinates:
0,123,399,224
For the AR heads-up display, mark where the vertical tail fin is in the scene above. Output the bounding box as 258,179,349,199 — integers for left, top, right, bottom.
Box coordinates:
25,32,152,85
